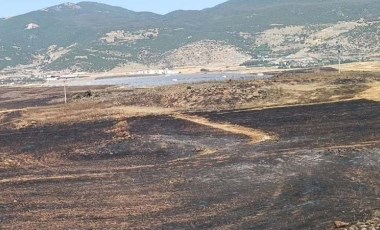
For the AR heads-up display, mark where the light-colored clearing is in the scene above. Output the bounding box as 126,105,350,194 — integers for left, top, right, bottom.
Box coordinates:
307,22,362,45
332,61,380,72
277,83,332,92
173,114,272,144
356,82,380,102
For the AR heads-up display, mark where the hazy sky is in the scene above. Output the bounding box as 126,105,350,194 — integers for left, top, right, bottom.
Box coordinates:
0,0,227,17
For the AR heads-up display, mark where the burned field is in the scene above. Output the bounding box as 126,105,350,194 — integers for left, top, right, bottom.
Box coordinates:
0,98,379,229
0,86,106,110
196,99,380,149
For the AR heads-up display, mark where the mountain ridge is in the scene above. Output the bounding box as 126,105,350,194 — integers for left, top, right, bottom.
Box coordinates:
0,0,379,74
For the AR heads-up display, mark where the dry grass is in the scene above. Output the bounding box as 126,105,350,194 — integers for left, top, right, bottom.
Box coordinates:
334,61,380,72
13,102,174,129
106,120,132,140
0,154,49,169
0,112,5,123
356,82,380,102
196,148,218,156
277,82,334,92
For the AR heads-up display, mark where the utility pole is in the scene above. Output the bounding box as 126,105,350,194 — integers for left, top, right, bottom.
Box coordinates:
336,40,341,73
64,77,67,104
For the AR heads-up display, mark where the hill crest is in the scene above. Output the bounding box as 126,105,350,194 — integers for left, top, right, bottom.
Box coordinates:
0,0,379,74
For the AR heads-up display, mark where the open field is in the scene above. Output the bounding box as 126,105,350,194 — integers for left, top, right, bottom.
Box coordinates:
0,71,380,229
333,62,380,72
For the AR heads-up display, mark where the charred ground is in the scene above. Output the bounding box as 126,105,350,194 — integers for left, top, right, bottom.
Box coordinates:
0,72,379,229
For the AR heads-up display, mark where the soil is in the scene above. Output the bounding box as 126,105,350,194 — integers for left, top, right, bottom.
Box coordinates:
1,99,379,229
0,72,379,229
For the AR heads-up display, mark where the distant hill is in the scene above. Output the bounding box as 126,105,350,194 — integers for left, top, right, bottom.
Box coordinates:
0,0,380,74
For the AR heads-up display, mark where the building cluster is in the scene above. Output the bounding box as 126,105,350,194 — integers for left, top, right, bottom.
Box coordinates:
129,68,179,76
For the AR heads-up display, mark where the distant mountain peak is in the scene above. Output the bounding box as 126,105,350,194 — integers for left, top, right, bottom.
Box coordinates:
43,2,82,12
63,2,80,7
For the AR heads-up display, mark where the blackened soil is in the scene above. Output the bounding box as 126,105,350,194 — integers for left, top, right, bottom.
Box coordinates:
0,120,115,158
197,99,380,149
1,100,379,229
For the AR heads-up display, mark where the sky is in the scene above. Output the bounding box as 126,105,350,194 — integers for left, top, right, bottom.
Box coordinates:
0,0,227,18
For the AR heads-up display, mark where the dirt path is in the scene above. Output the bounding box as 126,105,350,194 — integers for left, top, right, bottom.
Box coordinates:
173,113,272,143
0,165,156,185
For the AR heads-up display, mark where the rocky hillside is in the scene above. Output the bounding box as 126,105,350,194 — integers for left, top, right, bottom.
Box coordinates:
0,0,380,74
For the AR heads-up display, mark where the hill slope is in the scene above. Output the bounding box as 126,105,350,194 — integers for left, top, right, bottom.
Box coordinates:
0,0,380,74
